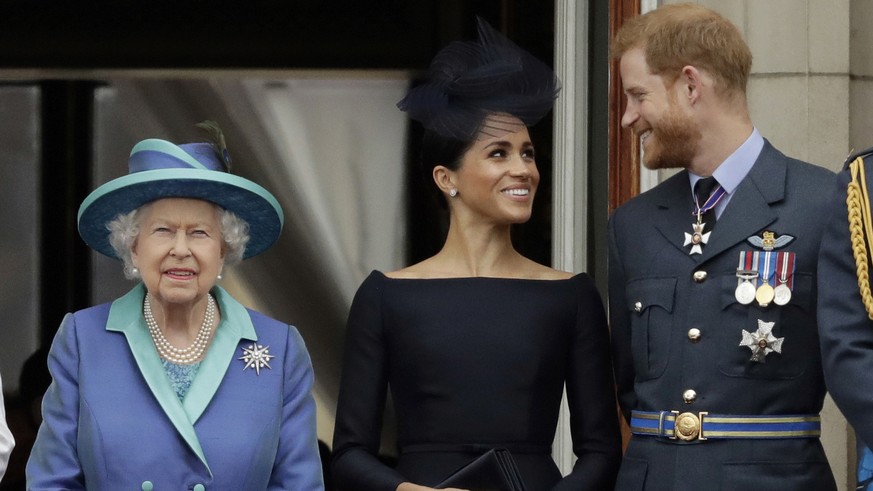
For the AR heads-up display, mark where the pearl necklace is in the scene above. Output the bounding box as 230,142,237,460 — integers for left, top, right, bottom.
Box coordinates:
143,293,216,364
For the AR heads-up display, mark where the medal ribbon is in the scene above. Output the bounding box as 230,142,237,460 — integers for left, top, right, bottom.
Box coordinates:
692,184,727,218
739,251,754,271
737,251,755,278
757,251,776,287
776,251,796,289
752,251,761,286
737,251,757,291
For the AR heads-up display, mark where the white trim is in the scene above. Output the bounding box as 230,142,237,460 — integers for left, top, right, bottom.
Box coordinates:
551,0,589,474
638,0,660,192
640,165,660,192
551,0,588,274
641,0,659,14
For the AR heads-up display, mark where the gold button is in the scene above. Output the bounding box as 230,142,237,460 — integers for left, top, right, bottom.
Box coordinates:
693,270,708,282
688,328,701,342
683,389,697,403
634,301,642,313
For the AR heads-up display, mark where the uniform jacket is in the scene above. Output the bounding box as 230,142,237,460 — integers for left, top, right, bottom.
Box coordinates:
608,141,837,491
818,148,873,449
26,284,324,491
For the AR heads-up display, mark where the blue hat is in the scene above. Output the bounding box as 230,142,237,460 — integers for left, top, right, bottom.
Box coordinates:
78,138,284,260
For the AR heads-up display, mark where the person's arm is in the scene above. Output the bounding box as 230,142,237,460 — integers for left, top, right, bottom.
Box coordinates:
552,274,622,491
332,274,407,491
268,326,324,490
818,169,873,447
26,313,86,489
608,214,637,420
0,372,15,481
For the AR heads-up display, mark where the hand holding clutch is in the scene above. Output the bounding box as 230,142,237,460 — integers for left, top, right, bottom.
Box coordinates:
396,483,468,491
435,448,527,491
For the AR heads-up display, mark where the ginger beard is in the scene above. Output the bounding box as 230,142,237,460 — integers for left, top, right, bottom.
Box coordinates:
639,97,702,170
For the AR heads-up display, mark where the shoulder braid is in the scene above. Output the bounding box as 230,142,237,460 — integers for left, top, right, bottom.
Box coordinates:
848,153,873,319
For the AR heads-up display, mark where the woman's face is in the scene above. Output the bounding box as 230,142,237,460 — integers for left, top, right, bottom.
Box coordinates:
450,114,539,224
131,198,224,309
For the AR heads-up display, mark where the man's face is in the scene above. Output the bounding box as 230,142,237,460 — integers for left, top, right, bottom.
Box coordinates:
619,47,701,170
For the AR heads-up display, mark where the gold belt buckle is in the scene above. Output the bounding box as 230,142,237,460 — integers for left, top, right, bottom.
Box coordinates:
671,411,709,441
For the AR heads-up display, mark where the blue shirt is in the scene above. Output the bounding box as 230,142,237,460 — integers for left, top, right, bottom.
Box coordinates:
689,127,764,219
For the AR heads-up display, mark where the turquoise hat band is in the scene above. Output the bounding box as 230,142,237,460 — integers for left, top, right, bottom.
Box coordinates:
129,139,215,172
77,138,284,260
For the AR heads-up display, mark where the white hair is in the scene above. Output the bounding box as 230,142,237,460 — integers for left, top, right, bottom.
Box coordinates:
106,202,250,280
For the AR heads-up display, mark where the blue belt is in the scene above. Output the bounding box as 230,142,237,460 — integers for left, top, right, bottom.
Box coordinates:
630,410,821,442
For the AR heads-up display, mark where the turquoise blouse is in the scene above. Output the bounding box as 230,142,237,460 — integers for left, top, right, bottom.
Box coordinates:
161,360,202,401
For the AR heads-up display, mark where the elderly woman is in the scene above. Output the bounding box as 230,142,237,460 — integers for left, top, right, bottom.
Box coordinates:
26,125,324,490
331,20,621,491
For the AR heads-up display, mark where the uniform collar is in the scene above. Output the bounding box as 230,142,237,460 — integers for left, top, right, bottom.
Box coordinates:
651,138,783,262
689,127,764,195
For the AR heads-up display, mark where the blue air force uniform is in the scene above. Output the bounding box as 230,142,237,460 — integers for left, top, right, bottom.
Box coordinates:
608,130,837,490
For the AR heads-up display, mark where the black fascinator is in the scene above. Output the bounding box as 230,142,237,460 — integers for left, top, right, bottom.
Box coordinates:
397,17,561,141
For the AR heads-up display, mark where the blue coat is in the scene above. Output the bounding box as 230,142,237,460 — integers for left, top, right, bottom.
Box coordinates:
26,284,324,491
608,141,837,490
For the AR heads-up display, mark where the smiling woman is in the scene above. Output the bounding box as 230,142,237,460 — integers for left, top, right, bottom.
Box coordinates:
433,114,540,226
331,18,621,491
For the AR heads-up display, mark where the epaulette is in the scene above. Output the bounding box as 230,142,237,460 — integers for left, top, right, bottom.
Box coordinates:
844,146,873,171
846,145,873,319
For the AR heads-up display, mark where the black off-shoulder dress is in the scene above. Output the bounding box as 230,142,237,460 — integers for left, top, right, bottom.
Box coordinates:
332,271,621,491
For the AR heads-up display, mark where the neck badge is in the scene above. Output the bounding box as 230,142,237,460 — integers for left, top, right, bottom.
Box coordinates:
684,183,726,255
684,222,710,255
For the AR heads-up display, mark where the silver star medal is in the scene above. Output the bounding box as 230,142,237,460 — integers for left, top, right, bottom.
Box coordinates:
739,319,784,363
238,343,275,375
684,221,711,255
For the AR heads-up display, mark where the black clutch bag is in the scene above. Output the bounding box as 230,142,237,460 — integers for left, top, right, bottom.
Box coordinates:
435,448,527,491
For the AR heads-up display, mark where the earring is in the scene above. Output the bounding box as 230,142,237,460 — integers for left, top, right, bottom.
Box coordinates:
449,188,458,197
131,267,139,275
217,273,223,280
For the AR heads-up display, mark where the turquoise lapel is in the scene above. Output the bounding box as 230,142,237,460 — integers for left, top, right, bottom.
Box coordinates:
182,286,257,423
105,284,257,476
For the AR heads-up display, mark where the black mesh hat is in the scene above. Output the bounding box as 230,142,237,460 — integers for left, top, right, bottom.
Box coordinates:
397,17,561,141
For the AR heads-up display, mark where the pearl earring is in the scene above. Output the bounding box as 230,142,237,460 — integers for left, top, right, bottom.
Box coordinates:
217,273,223,280
449,188,458,197
131,267,139,275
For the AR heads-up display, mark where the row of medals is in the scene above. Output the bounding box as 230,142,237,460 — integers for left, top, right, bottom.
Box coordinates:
735,269,791,307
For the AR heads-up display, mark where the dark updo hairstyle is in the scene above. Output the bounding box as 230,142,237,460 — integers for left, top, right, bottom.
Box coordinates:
398,17,561,205
421,128,471,171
